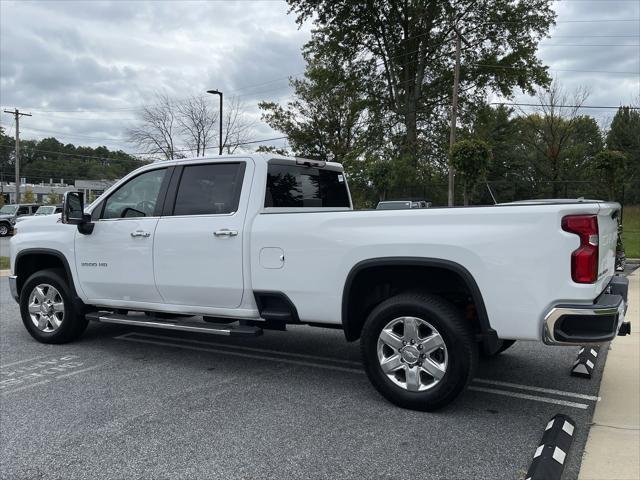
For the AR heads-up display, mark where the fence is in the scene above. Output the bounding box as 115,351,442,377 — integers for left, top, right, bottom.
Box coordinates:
373,179,640,210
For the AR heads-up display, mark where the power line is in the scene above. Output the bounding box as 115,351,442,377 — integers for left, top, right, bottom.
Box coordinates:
490,102,640,110
551,34,640,37
21,126,127,142
471,64,639,74
539,44,640,46
490,18,640,23
0,135,289,160
0,144,140,162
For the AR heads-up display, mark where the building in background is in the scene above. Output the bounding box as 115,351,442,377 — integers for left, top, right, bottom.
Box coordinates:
74,179,116,202
0,179,116,204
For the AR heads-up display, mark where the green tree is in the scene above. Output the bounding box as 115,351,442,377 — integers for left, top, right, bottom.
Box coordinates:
468,105,526,202
0,128,148,186
46,192,62,205
450,139,492,205
287,0,555,165
606,106,640,202
593,150,627,201
259,41,389,206
260,42,384,165
22,188,35,203
256,145,290,157
516,81,592,197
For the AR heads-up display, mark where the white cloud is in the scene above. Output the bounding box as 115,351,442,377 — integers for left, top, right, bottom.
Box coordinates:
0,0,638,153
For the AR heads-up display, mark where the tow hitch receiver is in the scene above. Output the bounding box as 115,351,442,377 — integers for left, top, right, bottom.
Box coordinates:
618,322,631,336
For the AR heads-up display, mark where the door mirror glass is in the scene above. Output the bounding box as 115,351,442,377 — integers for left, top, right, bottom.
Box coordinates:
62,191,85,224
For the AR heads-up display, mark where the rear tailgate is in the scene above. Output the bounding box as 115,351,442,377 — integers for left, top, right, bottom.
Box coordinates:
597,202,620,283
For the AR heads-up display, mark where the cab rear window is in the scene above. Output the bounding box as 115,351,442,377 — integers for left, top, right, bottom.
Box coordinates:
265,164,350,208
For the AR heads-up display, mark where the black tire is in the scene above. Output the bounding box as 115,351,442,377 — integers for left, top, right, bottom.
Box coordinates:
0,222,10,237
20,269,88,344
480,339,517,358
361,292,478,411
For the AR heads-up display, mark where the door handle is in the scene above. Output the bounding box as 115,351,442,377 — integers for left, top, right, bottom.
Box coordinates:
214,229,238,237
131,230,151,238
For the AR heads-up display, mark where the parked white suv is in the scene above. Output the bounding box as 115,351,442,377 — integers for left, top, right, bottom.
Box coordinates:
8,154,630,410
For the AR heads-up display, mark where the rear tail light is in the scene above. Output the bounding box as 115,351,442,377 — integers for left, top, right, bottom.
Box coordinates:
562,215,599,283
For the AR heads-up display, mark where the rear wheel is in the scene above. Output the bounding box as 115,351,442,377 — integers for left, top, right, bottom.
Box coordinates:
20,269,88,344
360,292,477,411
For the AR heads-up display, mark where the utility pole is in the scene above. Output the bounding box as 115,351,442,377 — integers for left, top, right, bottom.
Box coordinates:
448,34,461,207
3,108,32,203
448,27,471,207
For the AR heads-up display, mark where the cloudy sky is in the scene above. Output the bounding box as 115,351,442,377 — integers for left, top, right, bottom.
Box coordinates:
1,0,638,155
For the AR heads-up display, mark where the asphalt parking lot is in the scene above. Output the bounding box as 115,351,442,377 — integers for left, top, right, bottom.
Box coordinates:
0,273,631,480
0,236,10,258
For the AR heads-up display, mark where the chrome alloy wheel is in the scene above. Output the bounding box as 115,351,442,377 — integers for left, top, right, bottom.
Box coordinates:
376,316,448,392
28,284,65,333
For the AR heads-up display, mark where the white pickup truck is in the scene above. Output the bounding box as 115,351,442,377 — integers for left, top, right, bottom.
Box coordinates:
8,154,630,410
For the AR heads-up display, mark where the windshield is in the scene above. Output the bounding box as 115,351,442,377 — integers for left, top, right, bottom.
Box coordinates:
0,205,18,215
35,206,56,215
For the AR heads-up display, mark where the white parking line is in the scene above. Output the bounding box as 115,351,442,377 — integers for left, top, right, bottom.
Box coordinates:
116,335,364,374
113,332,597,410
0,380,51,396
0,356,48,369
468,386,590,409
117,332,363,367
55,364,105,379
473,378,600,402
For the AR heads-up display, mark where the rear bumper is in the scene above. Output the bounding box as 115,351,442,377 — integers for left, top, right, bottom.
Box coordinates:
543,275,629,345
9,275,18,302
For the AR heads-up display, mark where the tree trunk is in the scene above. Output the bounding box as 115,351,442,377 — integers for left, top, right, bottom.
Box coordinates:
463,182,468,206
404,108,418,166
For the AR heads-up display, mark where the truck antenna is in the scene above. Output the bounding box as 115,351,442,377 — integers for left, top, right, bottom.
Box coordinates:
486,182,498,205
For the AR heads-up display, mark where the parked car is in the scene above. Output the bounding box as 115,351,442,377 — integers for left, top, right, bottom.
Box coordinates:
8,155,630,411
376,199,432,210
0,203,39,236
34,205,63,216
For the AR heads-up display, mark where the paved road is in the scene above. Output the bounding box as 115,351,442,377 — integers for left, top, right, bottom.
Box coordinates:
0,280,614,480
0,236,10,258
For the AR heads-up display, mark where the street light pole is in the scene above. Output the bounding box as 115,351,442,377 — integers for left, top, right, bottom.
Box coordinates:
206,90,223,155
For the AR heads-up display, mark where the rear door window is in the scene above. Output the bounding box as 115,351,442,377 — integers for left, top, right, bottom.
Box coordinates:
172,162,246,216
265,164,350,208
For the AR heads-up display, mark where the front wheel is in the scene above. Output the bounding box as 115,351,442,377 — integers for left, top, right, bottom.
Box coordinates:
0,222,10,236
360,292,477,411
20,269,88,344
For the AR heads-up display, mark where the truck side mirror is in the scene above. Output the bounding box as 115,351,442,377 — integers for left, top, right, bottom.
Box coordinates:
62,191,94,234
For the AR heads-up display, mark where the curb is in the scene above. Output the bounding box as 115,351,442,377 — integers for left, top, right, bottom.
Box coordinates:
526,414,576,480
0,269,10,277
